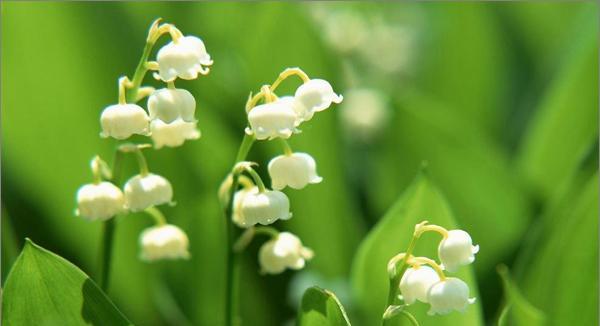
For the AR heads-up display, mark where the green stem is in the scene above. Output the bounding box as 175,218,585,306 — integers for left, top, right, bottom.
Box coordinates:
145,206,167,225
134,148,150,176
224,133,255,326
98,149,124,292
279,139,293,156
245,167,266,193
127,40,155,103
386,235,418,306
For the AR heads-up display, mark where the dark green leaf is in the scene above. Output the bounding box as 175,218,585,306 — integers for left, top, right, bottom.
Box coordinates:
2,239,131,326
298,286,351,326
351,173,483,326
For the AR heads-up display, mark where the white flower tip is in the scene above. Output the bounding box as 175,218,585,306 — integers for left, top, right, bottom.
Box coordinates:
472,245,480,254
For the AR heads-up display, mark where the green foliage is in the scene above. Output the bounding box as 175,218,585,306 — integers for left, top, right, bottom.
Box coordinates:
298,286,351,326
2,239,131,326
497,265,545,326
351,174,483,326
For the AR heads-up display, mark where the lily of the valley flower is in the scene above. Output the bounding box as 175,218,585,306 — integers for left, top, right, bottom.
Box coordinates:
156,36,213,82
124,173,173,212
139,224,190,261
258,232,313,274
246,97,297,140
427,278,476,315
100,104,149,139
268,152,322,190
148,88,196,123
438,230,479,272
399,266,440,305
76,182,124,221
293,79,343,123
236,187,291,227
150,118,200,149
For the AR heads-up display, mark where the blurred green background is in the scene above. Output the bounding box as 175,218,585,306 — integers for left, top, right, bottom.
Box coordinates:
1,2,598,325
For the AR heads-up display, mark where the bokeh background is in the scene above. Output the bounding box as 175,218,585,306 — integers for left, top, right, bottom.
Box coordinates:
2,2,598,325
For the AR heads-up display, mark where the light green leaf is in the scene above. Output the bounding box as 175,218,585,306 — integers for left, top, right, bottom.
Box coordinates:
298,286,351,326
497,265,545,326
2,239,131,326
351,173,483,326
518,172,598,325
516,20,598,201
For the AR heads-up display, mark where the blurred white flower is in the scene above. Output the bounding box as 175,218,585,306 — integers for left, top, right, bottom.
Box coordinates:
100,104,149,140
156,36,212,82
76,182,124,221
438,230,479,272
339,88,389,141
268,152,322,190
357,22,414,74
321,11,367,54
124,173,173,212
399,266,440,305
246,97,297,140
259,232,313,274
294,79,343,123
148,88,196,123
427,278,476,315
150,118,200,149
139,224,190,261
237,188,291,227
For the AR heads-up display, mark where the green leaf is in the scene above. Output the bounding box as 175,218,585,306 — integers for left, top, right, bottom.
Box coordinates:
298,286,351,326
517,172,598,325
516,20,598,201
2,239,131,326
497,265,545,326
351,173,483,326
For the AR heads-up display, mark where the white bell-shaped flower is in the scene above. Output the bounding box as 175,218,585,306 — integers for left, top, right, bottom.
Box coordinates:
150,118,200,149
139,224,190,261
148,88,196,123
399,266,440,305
259,232,314,274
293,79,343,123
427,278,476,315
124,173,173,212
237,188,291,226
100,104,149,140
156,36,212,82
268,152,322,190
438,230,479,272
76,182,124,221
246,97,297,140
232,186,257,228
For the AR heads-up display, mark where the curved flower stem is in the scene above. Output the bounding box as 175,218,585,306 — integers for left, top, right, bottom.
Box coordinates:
270,67,310,91
98,149,125,292
145,206,167,226
224,133,255,326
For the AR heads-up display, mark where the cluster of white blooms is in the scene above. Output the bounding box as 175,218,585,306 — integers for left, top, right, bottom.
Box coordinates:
393,222,479,316
100,22,211,149
77,20,209,262
226,68,342,274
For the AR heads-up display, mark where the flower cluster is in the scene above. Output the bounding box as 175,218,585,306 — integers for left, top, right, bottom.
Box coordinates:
387,221,479,317
224,68,342,274
76,19,211,262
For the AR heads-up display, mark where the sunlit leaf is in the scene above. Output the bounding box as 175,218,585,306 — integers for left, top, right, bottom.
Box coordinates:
497,265,545,326
2,239,131,326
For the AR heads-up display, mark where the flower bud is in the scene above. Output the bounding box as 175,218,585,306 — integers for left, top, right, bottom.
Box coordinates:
156,36,212,82
150,118,200,149
100,104,149,139
139,224,190,261
124,173,173,212
293,79,342,123
259,232,314,274
399,266,440,305
148,88,196,123
438,230,479,272
237,188,291,226
268,152,322,190
427,278,476,315
246,97,297,140
76,182,124,221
